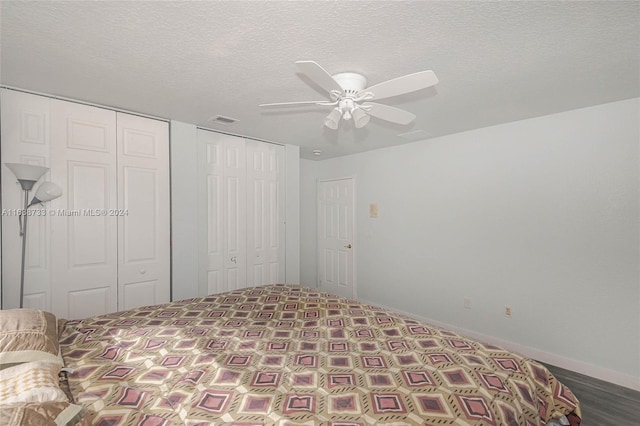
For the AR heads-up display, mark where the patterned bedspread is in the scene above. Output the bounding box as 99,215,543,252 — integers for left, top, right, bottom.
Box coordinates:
59,285,580,425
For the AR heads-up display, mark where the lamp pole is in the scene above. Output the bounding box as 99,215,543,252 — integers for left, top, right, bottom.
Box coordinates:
19,190,30,308
4,163,62,309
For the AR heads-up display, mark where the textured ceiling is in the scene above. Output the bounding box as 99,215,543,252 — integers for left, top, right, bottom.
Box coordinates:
1,1,638,160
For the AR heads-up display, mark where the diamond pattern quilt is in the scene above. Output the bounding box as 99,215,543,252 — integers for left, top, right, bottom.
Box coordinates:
59,285,580,425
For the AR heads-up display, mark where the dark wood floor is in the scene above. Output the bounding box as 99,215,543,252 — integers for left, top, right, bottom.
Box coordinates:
543,363,639,426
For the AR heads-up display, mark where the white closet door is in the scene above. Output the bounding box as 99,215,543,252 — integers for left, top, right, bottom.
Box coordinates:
198,130,223,295
222,135,247,290
1,90,52,310
197,130,246,295
50,100,118,319
116,113,170,310
246,140,285,286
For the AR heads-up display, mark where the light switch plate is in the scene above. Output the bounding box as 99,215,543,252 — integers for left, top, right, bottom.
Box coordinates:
369,203,379,218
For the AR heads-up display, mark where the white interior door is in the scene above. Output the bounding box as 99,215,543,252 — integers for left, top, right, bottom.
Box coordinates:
1,90,52,310
317,177,355,298
246,140,285,286
197,130,246,295
50,99,118,319
116,113,170,310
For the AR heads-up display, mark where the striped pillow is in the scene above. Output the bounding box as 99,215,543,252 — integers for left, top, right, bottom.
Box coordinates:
0,361,67,405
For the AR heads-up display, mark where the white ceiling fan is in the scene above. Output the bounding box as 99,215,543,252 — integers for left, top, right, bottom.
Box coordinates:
259,61,438,129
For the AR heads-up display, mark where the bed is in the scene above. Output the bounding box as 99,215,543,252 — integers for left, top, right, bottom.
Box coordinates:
2,284,581,425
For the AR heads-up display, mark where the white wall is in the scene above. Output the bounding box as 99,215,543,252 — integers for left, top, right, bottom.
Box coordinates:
170,121,199,300
285,145,301,284
300,158,319,287
170,122,301,298
300,98,640,389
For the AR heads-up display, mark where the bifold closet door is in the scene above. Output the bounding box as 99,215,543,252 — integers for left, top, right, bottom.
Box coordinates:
1,90,53,310
197,130,247,295
50,103,170,319
50,100,118,319
116,113,170,310
2,91,170,318
246,140,285,286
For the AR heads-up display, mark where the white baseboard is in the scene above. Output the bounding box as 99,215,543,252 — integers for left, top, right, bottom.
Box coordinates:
359,298,640,392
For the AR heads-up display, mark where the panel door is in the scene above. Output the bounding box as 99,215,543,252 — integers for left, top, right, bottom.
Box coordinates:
50,100,118,319
116,113,170,310
222,135,247,290
197,130,223,295
0,89,52,310
197,130,246,295
317,178,355,298
246,140,285,286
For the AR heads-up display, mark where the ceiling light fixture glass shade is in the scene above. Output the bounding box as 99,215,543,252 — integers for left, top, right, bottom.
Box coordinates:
324,107,342,130
30,182,63,206
5,163,49,190
351,107,371,128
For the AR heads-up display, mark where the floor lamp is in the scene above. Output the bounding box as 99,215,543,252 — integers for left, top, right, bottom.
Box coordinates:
5,163,63,308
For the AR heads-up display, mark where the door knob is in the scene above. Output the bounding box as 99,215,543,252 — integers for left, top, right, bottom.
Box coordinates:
230,256,237,263
344,244,352,249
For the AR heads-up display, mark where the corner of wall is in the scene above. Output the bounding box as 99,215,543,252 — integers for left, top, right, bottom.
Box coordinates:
169,121,199,300
299,159,319,287
285,145,301,284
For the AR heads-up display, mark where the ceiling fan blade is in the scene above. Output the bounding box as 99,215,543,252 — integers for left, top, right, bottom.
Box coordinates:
259,100,336,107
295,61,343,94
362,102,416,125
366,70,438,101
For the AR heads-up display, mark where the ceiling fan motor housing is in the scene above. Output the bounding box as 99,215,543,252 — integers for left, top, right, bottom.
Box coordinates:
332,72,368,95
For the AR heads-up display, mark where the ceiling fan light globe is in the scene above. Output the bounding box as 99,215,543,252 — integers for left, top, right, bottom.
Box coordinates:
324,108,342,130
324,119,339,130
352,108,371,128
